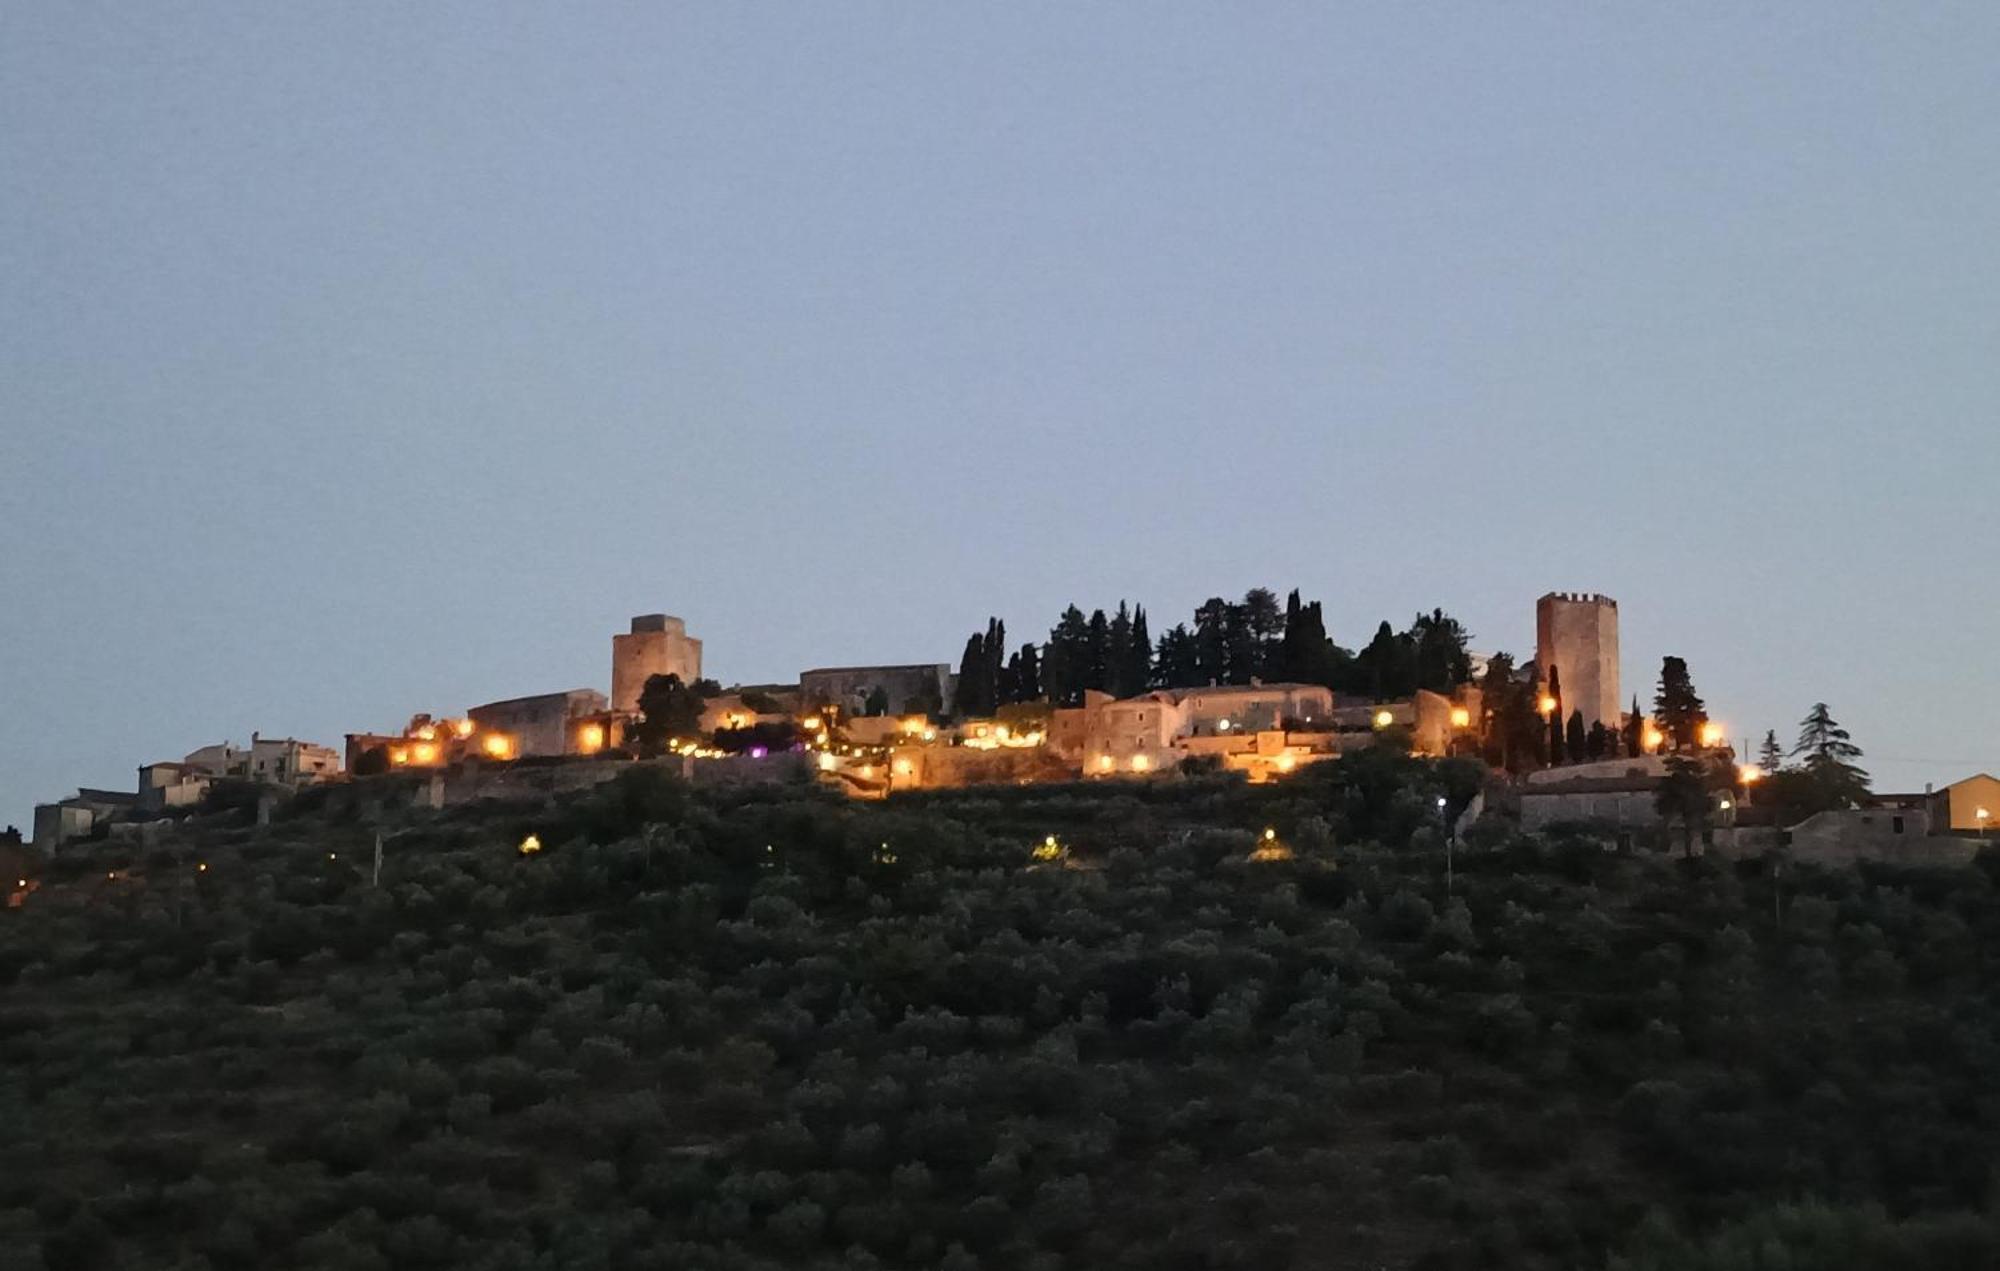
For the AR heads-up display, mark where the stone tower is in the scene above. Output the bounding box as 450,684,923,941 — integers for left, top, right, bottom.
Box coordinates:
1535,593,1619,730
612,614,703,714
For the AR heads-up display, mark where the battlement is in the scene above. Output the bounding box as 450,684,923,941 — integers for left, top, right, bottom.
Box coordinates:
1540,592,1617,609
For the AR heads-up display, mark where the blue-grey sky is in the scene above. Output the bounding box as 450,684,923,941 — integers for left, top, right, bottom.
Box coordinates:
4,4,1997,827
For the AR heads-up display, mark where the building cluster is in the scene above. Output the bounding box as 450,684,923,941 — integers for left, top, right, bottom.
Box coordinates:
27,595,1999,868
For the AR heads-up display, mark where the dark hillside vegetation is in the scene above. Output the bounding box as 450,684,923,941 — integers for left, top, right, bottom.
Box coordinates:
3,756,1998,1271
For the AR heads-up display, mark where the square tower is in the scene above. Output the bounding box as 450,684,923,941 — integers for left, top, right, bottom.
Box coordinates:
1534,593,1619,729
612,614,703,713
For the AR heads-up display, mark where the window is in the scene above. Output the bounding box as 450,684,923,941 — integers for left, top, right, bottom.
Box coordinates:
1893,816,1905,834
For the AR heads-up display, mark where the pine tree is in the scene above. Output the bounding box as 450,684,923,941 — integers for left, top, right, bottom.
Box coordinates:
1154,624,1199,689
1653,656,1708,752
1566,709,1588,764
1044,606,1091,707
1356,621,1411,701
1655,753,1712,856
1411,609,1474,693
1241,588,1284,679
1192,598,1232,687
1792,703,1870,808
1756,729,1785,774
1586,721,1610,760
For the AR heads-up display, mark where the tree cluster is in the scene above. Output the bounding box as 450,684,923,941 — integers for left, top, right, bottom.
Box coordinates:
955,590,1476,711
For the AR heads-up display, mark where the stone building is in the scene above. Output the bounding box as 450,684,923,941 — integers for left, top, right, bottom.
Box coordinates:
1535,592,1620,730
177,736,339,786
246,734,341,785
138,762,211,811
799,663,953,716
467,689,611,758
1927,773,2000,834
32,789,136,851
611,615,703,714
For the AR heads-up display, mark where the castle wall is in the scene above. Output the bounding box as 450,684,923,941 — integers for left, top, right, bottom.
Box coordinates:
798,664,952,716
468,689,609,758
1535,592,1620,730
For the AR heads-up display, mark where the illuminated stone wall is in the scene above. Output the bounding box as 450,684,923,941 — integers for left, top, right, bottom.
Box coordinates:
468,689,609,758
1535,592,1620,730
612,614,703,714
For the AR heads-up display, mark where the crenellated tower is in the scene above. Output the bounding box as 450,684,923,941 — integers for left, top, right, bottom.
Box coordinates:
1534,592,1619,731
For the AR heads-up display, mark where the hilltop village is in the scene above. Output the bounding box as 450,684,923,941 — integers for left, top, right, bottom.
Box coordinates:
23,591,2000,865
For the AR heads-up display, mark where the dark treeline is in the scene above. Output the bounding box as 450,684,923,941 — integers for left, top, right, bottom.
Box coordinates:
956,589,1476,713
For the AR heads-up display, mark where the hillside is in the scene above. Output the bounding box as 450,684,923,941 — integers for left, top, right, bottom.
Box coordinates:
3,756,1999,1271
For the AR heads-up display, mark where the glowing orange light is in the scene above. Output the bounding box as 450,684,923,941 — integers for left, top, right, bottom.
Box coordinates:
518,834,542,855
415,725,437,741
453,719,474,738
1537,695,1557,717
1276,753,1296,773
1374,709,1394,729
1130,754,1151,772
1642,724,1664,753
197,863,208,873
893,758,913,775
1450,707,1472,728
390,747,409,766
482,734,514,760
1739,764,1762,784
1097,755,1114,772
802,716,823,731
411,742,438,765
1699,722,1726,748
817,753,837,772
578,723,605,754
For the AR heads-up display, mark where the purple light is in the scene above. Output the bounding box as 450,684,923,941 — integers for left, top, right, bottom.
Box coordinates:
749,746,768,759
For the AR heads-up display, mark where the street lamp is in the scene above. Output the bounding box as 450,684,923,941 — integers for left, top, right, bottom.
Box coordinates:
1979,807,1991,838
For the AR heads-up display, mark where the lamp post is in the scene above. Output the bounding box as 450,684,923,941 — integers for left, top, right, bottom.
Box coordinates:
1979,807,1990,839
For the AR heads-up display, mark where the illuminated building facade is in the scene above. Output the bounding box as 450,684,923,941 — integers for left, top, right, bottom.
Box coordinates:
612,614,703,714
1535,592,1620,730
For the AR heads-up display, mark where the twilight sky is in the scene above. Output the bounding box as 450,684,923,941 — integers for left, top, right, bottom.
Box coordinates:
4,4,1997,827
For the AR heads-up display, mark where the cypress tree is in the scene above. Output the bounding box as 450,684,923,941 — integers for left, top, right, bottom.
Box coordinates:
1622,695,1645,756
955,631,990,717
1108,603,1134,697
1084,609,1111,694
1545,666,1565,764
1653,656,1708,752
1124,605,1153,697
1566,709,1588,764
